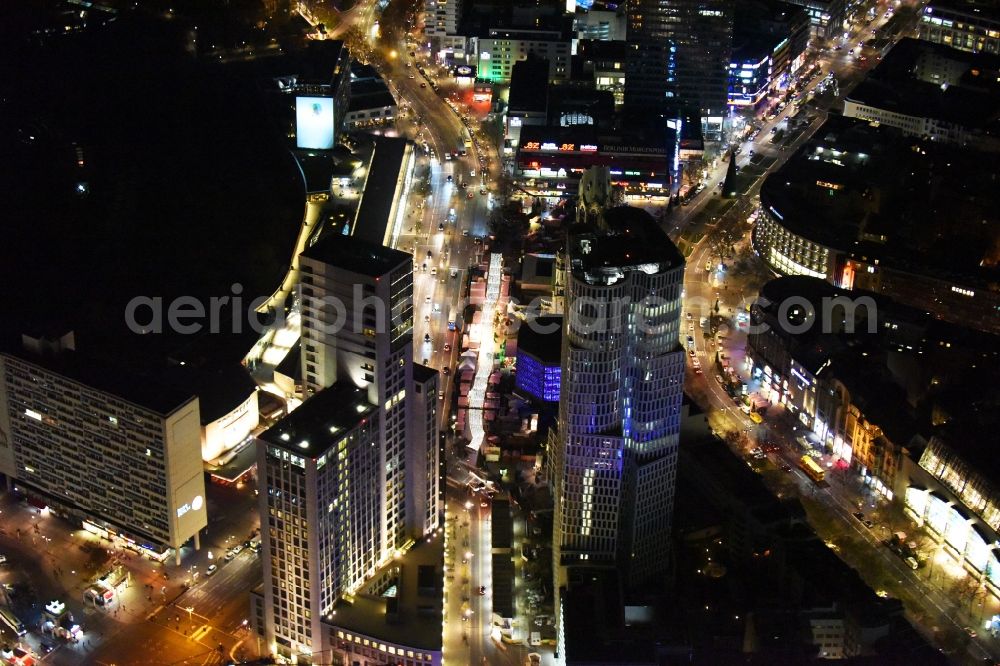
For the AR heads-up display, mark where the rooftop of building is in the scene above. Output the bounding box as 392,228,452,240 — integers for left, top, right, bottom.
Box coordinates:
921,395,1000,485
491,497,513,550
179,362,258,425
301,227,411,278
351,136,410,247
1,332,198,417
348,79,396,112
207,439,258,481
759,115,1000,288
492,554,516,618
735,0,811,27
295,147,358,194
753,275,1000,374
516,123,674,155
547,86,616,127
562,567,659,663
569,206,685,284
731,33,782,62
258,383,375,457
923,0,1000,20
508,55,550,114
575,38,628,61
350,61,383,83
846,38,1000,132
412,363,439,385
819,354,921,445
516,315,563,363
327,538,443,652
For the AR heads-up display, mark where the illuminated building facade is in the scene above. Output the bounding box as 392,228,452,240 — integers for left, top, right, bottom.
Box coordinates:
625,0,733,134
410,364,442,536
728,48,773,108
515,315,563,404
256,385,381,661
474,28,573,84
918,0,1000,54
0,332,207,563
551,206,685,592
299,234,417,553
902,435,1000,598
754,115,1000,335
514,126,673,196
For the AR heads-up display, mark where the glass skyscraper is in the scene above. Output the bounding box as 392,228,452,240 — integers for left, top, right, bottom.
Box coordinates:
551,206,686,589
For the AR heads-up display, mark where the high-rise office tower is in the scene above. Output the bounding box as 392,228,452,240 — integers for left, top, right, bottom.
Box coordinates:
626,0,734,131
255,232,443,662
551,206,685,589
299,233,416,555
257,384,381,658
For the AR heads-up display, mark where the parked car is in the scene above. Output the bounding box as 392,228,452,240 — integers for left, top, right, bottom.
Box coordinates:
206,564,218,576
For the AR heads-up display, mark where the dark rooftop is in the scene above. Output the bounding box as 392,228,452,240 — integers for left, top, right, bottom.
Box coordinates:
351,136,410,247
845,38,1000,135
412,363,439,385
819,354,920,445
517,315,563,363
508,55,550,114
348,79,397,112
181,362,258,425
562,567,657,663
1,337,196,417
491,497,513,551
259,383,375,457
328,538,443,651
759,115,1000,288
350,61,383,82
348,89,397,113
924,0,1000,20
302,229,411,278
569,206,685,284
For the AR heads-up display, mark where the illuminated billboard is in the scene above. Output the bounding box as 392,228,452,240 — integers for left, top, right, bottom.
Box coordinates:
296,96,335,150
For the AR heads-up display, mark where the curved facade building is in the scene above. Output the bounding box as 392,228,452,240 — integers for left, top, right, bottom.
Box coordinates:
752,204,834,281
752,116,1000,334
551,206,685,589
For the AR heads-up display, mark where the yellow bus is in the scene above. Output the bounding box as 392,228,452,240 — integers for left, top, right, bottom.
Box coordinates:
799,455,825,483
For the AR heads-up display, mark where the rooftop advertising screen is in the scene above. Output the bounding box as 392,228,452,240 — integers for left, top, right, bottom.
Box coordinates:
296,96,335,150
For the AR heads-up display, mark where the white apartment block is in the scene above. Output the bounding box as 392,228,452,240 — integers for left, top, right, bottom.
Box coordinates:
0,332,207,563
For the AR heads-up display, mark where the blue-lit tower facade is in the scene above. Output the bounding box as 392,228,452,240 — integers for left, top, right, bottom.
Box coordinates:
551,207,686,589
